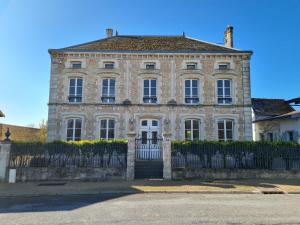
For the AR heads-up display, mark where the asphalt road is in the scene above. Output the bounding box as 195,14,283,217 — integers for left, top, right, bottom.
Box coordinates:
0,193,300,225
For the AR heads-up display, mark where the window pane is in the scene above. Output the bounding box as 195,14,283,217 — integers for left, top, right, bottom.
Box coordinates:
69,87,75,95
102,87,108,95
100,120,107,129
151,87,156,96
70,79,75,86
151,80,156,87
217,80,223,88
217,88,223,96
100,129,106,139
192,80,197,88
226,121,233,129
185,87,190,96
77,79,83,86
142,120,147,126
75,119,82,129
75,129,81,140
185,130,192,140
67,129,73,140
67,119,74,129
192,87,198,96
218,121,224,130
185,80,190,88
144,87,149,96
142,131,147,144
103,79,108,86
193,130,199,140
152,120,158,126
193,120,199,130
218,130,225,140
77,87,82,95
108,120,115,129
224,80,230,87
225,87,230,96
226,130,233,140
185,120,191,129
144,80,149,87
108,129,114,139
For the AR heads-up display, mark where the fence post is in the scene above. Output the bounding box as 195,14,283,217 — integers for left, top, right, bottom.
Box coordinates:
126,132,136,180
162,133,172,180
0,142,11,182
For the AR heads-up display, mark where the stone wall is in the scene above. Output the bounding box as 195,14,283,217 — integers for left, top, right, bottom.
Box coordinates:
172,168,300,180
15,167,126,182
47,52,252,141
0,124,40,141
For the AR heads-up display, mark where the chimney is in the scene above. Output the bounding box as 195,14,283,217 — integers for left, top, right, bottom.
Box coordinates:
106,28,113,38
224,25,233,48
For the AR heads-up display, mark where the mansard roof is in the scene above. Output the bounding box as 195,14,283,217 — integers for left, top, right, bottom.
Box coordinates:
49,35,252,54
252,98,295,117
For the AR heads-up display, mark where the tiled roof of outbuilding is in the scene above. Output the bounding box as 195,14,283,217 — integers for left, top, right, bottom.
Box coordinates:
49,35,250,53
252,98,295,117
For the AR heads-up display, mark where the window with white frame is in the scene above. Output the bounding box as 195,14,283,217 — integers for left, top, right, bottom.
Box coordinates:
68,78,83,103
185,119,200,140
217,79,232,104
101,79,115,103
145,63,155,70
186,63,197,70
71,61,82,69
218,119,233,141
104,62,114,69
143,79,157,103
66,118,82,141
185,79,199,104
218,62,230,70
100,119,115,139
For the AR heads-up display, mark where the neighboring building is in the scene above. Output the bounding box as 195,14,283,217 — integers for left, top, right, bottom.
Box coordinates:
47,26,253,143
0,124,41,141
252,98,300,143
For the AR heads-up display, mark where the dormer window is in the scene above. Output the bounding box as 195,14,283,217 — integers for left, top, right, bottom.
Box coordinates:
104,62,114,69
145,63,155,70
71,61,82,69
186,63,197,70
218,63,230,70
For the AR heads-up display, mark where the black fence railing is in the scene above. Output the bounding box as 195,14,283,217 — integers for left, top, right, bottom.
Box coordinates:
9,141,127,169
135,138,162,160
172,141,300,170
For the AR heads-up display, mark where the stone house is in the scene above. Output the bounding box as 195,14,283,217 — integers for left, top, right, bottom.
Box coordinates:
252,98,300,143
47,27,253,146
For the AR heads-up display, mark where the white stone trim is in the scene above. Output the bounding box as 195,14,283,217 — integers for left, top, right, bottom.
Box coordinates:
140,60,160,70
213,114,239,141
94,113,120,139
61,113,86,141
138,74,162,104
180,74,204,105
214,76,237,105
179,114,206,140
98,59,119,69
63,75,86,104
97,75,120,104
181,59,202,70
65,58,86,69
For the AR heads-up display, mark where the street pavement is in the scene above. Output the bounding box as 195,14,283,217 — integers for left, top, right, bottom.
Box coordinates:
0,193,300,225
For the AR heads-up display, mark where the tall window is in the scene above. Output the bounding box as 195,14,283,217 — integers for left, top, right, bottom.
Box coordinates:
185,79,199,104
69,78,83,103
66,118,82,141
101,79,115,103
100,119,115,139
218,119,233,141
185,119,200,140
217,79,232,104
143,79,157,103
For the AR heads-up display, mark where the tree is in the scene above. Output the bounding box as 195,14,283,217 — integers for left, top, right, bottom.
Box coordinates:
38,119,48,142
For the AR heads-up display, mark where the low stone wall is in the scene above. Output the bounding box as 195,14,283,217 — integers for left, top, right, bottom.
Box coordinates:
172,168,300,180
15,167,126,182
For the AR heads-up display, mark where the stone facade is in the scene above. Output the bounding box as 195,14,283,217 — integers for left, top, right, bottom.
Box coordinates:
47,31,253,142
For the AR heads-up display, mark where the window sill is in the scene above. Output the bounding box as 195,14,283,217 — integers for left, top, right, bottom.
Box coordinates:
212,69,237,76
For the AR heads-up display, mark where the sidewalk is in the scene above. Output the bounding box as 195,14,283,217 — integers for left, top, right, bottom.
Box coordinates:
1,179,300,197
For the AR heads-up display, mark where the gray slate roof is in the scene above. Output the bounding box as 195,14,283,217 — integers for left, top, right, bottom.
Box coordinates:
252,98,295,117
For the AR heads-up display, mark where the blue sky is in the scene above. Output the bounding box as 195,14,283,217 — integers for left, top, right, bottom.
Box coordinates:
0,0,299,127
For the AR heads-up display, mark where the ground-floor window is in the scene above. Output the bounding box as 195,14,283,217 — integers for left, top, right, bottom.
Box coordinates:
66,118,82,141
267,132,274,142
217,119,233,141
100,119,115,139
185,119,200,140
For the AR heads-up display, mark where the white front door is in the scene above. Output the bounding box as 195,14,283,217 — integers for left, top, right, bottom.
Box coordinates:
137,119,161,159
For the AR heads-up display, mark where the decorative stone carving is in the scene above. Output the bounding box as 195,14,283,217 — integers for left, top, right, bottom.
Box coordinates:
164,118,171,133
128,117,136,132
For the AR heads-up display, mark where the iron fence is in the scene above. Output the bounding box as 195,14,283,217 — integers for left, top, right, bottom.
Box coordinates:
9,142,127,168
172,142,300,170
135,138,163,160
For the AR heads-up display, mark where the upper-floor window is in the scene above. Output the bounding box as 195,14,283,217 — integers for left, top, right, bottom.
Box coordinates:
104,62,114,69
217,79,232,104
186,63,197,70
143,79,157,103
185,79,199,104
71,61,82,69
69,78,83,103
185,119,200,140
145,63,155,70
218,119,233,141
101,79,115,103
67,118,82,141
218,62,230,70
100,119,115,139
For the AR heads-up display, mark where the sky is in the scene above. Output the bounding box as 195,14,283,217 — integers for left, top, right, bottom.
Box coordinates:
0,0,299,127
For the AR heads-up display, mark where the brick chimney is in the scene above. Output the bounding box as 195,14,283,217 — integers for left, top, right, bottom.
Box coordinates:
224,26,233,48
106,28,113,38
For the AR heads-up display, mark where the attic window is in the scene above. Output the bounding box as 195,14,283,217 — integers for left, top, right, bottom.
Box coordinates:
145,63,155,70
104,62,114,69
218,63,230,70
187,63,197,70
71,61,82,69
